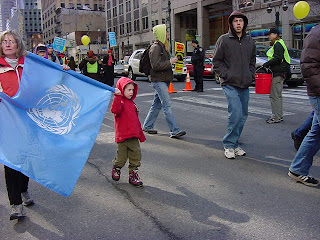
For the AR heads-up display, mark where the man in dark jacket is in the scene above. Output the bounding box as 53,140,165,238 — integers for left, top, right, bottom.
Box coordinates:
212,11,256,159
142,24,186,139
79,50,104,83
191,39,205,92
263,28,290,124
288,24,320,187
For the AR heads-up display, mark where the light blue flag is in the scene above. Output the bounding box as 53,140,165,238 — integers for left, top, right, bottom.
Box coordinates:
0,52,114,196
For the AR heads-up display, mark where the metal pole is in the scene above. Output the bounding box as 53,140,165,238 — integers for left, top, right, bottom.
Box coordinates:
275,11,280,30
168,0,172,54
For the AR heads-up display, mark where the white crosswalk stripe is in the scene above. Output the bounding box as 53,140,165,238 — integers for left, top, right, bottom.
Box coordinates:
139,85,310,120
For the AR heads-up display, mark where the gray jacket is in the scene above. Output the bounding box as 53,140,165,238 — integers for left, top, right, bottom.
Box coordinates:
212,11,256,89
300,24,320,96
149,41,173,82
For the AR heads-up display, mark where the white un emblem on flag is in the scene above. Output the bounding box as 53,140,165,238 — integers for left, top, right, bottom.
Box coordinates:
27,84,81,135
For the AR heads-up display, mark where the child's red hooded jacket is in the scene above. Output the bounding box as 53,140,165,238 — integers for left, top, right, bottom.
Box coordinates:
111,77,146,143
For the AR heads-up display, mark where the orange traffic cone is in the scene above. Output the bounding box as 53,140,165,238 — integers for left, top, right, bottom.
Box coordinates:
182,70,193,91
168,82,177,93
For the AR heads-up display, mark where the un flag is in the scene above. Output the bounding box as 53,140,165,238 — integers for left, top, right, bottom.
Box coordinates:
0,52,113,196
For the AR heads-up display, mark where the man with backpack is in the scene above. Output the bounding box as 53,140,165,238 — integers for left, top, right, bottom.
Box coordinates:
79,50,104,83
142,24,186,139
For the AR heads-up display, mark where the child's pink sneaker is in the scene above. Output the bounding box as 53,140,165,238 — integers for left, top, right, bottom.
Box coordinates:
129,170,143,187
112,166,121,181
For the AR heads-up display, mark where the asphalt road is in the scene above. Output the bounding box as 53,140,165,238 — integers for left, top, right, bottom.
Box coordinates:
1,77,320,240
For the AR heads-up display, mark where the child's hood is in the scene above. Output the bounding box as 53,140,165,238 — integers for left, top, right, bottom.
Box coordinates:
116,77,138,100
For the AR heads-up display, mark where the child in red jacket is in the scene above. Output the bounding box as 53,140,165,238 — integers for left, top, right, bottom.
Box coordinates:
111,77,146,187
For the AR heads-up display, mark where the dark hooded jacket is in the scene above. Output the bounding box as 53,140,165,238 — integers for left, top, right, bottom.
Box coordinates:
79,56,104,82
212,11,256,88
111,77,146,143
300,24,320,96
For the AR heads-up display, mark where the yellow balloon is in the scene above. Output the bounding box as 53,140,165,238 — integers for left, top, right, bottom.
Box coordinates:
293,1,310,19
81,35,90,45
63,46,66,52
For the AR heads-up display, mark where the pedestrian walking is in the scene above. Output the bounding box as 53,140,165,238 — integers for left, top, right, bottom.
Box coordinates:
102,50,116,87
191,39,205,92
111,77,145,187
0,30,35,220
79,50,104,83
142,24,186,138
68,56,77,71
263,28,290,123
291,111,313,150
288,24,320,187
0,31,71,221
212,11,256,159
35,44,48,58
47,44,61,64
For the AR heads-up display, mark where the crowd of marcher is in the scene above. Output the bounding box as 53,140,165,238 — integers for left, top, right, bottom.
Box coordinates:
0,9,319,222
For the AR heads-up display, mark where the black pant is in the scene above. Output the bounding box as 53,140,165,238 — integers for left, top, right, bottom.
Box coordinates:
193,66,204,91
104,65,114,87
4,166,29,205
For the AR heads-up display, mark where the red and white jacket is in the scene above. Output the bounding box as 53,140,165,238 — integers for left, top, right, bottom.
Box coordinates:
0,56,24,97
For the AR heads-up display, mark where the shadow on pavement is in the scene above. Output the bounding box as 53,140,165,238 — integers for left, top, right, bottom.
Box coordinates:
141,185,249,226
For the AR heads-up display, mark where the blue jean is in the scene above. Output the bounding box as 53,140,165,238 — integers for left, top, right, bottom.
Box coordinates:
222,85,249,148
143,82,181,135
289,97,320,176
294,111,314,139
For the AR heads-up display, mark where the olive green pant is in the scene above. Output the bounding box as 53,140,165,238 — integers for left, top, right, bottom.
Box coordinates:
269,75,284,120
113,138,141,171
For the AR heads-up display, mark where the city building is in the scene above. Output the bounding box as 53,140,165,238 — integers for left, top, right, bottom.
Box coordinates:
7,0,42,51
106,0,171,60
41,0,106,44
1,0,16,31
238,0,320,49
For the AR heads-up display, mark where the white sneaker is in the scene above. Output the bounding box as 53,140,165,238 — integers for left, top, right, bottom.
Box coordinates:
10,204,25,220
234,147,246,156
224,148,235,159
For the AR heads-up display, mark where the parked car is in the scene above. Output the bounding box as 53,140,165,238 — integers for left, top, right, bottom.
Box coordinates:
255,45,304,87
114,60,129,76
184,56,214,78
128,48,187,81
214,45,304,87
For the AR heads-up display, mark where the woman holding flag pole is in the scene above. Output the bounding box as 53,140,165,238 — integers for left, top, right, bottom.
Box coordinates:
0,30,70,220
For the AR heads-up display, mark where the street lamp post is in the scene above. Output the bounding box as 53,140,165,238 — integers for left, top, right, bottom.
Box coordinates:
168,0,172,54
86,22,92,50
267,0,288,30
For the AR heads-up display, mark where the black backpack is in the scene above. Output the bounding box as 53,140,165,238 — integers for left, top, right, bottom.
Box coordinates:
139,42,164,76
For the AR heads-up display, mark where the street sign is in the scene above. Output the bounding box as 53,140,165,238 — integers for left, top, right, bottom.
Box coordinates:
53,37,66,52
108,32,117,47
174,42,185,73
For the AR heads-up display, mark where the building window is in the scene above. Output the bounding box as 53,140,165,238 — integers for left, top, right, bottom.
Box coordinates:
61,3,65,8
134,19,139,32
162,18,165,24
126,22,132,33
85,4,91,9
69,3,74,9
108,27,112,33
77,4,82,9
142,17,148,30
113,26,118,35
113,7,117,16
120,24,125,35
94,4,98,10
133,0,139,9
126,1,131,12
119,4,124,15
152,20,158,27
